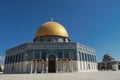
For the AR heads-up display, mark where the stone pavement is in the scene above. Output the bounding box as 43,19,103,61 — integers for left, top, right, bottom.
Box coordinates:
0,71,120,80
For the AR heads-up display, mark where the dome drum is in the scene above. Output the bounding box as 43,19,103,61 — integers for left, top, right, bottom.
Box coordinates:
34,35,70,42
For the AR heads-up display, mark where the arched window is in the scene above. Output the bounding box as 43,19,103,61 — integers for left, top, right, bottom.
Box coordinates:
10,56,12,64
81,52,84,61
79,52,81,61
93,55,95,62
17,54,20,62
12,55,15,63
71,51,75,60
19,53,23,61
5,57,7,64
89,54,92,62
35,51,40,59
58,51,62,58
64,51,69,58
88,54,90,62
7,56,10,64
11,56,13,63
41,52,46,59
15,54,18,62
92,55,94,62
94,55,97,62
84,53,87,62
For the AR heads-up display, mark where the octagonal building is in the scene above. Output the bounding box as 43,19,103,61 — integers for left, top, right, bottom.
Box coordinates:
4,21,97,74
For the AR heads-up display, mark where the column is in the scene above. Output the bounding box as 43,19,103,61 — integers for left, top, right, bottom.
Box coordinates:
30,60,33,73
19,62,21,73
69,60,71,72
62,60,65,72
56,58,58,73
17,54,19,73
59,59,61,72
60,59,63,72
42,60,44,73
46,59,48,73
61,59,63,72
83,53,86,70
105,63,107,70
71,60,73,72
34,60,37,73
67,59,69,72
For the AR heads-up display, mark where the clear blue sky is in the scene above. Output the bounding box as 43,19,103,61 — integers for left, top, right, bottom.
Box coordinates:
0,0,120,64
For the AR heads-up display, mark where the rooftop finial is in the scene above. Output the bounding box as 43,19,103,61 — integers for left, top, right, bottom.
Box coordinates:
50,17,53,22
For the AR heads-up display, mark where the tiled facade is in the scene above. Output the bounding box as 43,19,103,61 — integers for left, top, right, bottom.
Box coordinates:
4,42,97,73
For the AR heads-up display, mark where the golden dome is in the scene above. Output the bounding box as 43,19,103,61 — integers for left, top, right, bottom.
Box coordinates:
35,21,69,38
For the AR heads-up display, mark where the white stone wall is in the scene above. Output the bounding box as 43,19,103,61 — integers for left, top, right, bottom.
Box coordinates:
77,61,97,72
4,60,97,74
